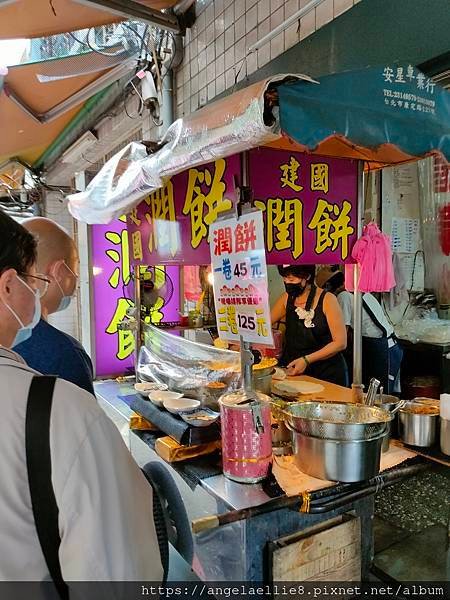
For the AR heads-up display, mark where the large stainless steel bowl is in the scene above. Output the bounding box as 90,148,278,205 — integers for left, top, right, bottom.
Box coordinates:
283,401,391,441
289,428,386,482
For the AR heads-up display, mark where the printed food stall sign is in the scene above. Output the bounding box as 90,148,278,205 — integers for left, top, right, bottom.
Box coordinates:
91,218,180,377
381,64,438,117
127,149,358,265
128,154,240,265
209,211,273,346
249,149,357,264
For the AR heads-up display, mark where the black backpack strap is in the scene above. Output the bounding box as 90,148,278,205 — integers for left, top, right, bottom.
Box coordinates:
26,376,69,600
362,295,389,338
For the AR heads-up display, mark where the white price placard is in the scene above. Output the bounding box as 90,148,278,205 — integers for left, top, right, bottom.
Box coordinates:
209,211,273,346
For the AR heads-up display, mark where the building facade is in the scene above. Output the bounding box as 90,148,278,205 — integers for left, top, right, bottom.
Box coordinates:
41,0,450,365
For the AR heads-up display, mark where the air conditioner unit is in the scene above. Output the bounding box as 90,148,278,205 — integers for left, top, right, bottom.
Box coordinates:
61,131,98,164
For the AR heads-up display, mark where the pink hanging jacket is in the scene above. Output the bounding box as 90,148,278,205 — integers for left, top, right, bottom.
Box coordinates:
345,222,396,292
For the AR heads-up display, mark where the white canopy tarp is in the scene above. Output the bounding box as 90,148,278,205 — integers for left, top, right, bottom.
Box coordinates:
67,74,315,223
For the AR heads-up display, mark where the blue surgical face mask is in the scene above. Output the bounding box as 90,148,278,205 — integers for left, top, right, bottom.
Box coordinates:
56,294,71,312
54,262,77,313
3,275,41,347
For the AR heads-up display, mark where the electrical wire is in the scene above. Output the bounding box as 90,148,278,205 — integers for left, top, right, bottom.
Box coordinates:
233,56,248,90
68,24,140,58
123,86,143,119
383,249,425,327
138,25,149,63
123,22,150,53
68,28,125,57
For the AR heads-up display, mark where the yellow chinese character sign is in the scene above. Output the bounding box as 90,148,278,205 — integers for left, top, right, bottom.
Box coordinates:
249,148,357,263
127,155,240,265
126,150,357,265
91,218,135,376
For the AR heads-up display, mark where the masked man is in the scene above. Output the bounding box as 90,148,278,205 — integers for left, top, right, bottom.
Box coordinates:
15,217,94,394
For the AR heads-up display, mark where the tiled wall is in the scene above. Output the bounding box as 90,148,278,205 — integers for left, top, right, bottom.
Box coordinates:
175,0,360,119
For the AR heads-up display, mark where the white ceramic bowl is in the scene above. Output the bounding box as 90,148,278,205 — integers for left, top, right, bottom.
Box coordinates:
149,390,183,407
163,397,201,414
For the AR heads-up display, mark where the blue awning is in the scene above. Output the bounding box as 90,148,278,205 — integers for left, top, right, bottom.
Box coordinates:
278,65,450,165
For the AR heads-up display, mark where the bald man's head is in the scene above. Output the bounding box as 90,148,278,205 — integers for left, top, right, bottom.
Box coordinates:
22,217,79,317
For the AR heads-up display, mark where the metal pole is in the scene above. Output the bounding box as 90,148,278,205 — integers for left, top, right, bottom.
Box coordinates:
134,264,142,383
239,150,254,392
159,59,174,139
352,161,365,388
74,171,95,365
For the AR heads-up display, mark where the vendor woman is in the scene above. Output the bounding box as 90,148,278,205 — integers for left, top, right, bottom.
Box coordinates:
271,264,348,386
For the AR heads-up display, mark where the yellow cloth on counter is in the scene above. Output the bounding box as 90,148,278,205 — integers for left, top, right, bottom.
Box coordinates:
155,436,221,463
129,412,159,431
272,445,417,497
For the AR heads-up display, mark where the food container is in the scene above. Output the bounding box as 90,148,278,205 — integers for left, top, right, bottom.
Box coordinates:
204,382,227,410
375,396,405,452
252,367,275,395
163,397,201,414
437,304,450,320
270,399,292,455
288,427,386,482
440,418,450,455
399,401,440,447
283,402,392,441
149,390,184,407
219,390,272,483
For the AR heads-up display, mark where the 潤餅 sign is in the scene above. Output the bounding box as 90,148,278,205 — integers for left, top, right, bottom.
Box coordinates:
126,149,358,266
209,211,273,346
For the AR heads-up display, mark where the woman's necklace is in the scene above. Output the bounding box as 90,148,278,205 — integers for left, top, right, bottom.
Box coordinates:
294,286,316,328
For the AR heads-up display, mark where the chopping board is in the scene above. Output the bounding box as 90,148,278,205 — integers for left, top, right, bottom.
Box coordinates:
272,375,354,404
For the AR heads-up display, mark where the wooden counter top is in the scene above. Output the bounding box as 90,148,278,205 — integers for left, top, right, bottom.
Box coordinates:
272,374,354,404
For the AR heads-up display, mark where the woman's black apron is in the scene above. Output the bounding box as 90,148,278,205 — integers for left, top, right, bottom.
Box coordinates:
280,290,348,387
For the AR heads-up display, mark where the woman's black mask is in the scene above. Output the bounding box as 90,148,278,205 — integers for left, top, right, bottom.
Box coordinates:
284,282,306,297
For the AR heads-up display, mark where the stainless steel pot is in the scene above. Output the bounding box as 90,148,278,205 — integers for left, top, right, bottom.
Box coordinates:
288,425,386,482
440,418,450,456
399,403,439,447
283,401,392,441
252,368,275,395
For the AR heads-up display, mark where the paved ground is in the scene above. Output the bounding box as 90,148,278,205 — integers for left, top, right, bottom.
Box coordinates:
373,464,450,580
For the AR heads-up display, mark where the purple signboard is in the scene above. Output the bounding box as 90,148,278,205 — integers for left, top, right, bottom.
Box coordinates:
91,217,134,377
249,148,358,264
91,218,180,377
127,150,358,265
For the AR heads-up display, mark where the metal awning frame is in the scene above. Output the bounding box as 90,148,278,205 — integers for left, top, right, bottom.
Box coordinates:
73,0,180,32
3,59,137,125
